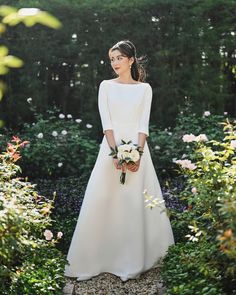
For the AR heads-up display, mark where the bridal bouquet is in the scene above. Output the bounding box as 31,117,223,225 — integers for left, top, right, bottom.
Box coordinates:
109,139,144,184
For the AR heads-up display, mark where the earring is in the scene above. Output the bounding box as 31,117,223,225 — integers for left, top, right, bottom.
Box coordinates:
130,64,132,69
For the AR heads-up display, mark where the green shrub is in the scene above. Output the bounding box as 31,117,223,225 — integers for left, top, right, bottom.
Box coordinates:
160,119,236,294
149,104,226,179
0,136,66,294
0,107,99,179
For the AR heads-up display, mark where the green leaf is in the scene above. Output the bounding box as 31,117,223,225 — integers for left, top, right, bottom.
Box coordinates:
0,5,17,17
0,46,8,57
35,12,62,29
4,55,24,68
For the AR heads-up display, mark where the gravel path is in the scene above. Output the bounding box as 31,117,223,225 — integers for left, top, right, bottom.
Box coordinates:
63,266,165,295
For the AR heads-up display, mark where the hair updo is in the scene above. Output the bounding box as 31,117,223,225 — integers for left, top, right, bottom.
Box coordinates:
109,40,147,82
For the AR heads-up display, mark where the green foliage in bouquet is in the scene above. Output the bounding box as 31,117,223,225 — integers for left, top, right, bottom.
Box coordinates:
0,136,66,294
159,119,236,295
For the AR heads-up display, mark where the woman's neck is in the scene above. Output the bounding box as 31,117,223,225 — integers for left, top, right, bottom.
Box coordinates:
116,73,136,84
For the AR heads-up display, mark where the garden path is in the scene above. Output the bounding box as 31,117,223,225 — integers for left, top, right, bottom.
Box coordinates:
63,266,165,295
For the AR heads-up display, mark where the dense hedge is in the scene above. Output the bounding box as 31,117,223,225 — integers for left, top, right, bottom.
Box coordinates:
1,0,235,132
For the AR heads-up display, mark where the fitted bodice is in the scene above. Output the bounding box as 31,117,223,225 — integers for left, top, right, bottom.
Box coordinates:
98,80,153,143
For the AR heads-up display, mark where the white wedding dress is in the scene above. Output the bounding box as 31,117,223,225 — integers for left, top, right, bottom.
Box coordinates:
64,80,175,281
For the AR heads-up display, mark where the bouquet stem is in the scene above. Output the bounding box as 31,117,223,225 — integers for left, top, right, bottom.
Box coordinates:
120,163,127,184
120,172,126,184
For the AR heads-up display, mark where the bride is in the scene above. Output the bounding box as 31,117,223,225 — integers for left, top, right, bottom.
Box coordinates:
64,40,175,282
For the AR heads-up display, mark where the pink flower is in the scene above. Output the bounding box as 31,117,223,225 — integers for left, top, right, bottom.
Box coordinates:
191,187,197,194
182,134,196,142
174,159,197,170
44,229,53,241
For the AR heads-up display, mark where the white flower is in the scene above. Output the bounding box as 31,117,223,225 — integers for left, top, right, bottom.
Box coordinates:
195,134,208,142
117,151,129,160
18,8,40,16
130,149,140,162
37,133,43,139
86,124,93,128
58,162,63,167
27,97,32,103
168,132,172,136
230,140,236,149
43,229,53,241
191,187,197,194
154,145,160,150
59,113,65,119
118,144,132,153
52,131,58,137
57,232,63,239
181,154,187,159
75,119,82,123
182,134,196,142
67,114,72,119
224,112,228,115
61,130,67,135
203,111,211,116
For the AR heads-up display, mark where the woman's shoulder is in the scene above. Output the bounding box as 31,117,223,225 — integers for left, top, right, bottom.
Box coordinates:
100,79,151,87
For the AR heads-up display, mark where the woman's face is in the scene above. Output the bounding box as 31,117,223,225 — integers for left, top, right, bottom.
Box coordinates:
109,49,134,76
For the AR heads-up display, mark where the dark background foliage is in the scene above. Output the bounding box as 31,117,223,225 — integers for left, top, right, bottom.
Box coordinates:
0,0,235,138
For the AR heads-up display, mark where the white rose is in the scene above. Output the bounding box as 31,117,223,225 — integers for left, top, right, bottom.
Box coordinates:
27,97,32,103
43,229,53,241
58,162,63,167
195,134,208,142
67,114,72,119
59,113,65,119
154,145,160,150
75,119,82,123
130,149,140,162
118,144,132,153
37,133,43,139
61,130,67,135
86,123,93,128
52,131,58,137
203,111,210,116
117,151,130,160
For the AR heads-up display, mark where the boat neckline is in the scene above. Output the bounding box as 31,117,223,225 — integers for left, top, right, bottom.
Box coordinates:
106,80,146,85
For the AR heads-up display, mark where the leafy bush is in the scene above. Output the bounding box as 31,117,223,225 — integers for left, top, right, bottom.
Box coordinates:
160,119,236,295
149,104,227,179
0,107,99,179
0,136,66,294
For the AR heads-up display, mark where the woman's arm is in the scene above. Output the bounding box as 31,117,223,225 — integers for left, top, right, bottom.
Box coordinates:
104,130,122,170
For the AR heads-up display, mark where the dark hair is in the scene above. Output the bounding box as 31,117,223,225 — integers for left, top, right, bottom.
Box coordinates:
109,40,147,82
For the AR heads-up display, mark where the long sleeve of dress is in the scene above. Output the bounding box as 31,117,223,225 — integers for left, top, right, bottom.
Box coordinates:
98,80,113,134
138,83,152,137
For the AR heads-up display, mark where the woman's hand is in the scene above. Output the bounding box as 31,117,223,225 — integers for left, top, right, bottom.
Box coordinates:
113,158,122,170
127,159,141,172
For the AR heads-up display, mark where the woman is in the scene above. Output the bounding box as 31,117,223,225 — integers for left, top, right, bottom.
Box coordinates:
64,40,175,282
